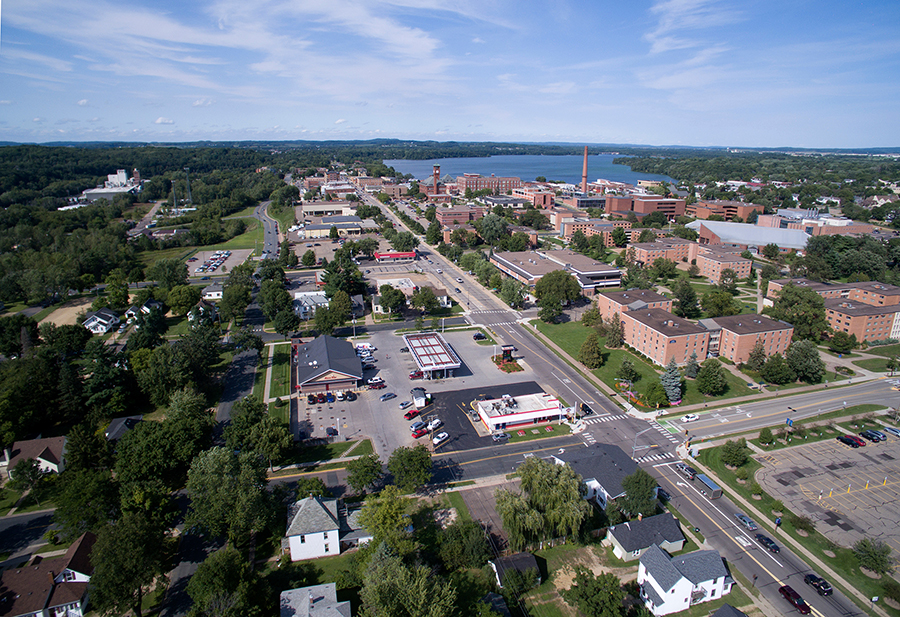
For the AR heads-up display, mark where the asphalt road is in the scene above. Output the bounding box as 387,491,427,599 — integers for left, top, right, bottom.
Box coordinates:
0,510,55,566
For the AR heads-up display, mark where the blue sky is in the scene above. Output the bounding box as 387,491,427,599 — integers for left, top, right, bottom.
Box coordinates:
1,0,898,148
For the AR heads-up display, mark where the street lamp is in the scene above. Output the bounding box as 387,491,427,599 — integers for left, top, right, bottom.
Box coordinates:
352,319,357,338
632,427,652,460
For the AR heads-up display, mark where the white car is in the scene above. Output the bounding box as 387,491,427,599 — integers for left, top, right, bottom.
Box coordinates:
432,432,449,447
456,277,463,283
436,269,442,274
681,414,699,423
427,418,443,431
399,401,413,410
367,377,384,385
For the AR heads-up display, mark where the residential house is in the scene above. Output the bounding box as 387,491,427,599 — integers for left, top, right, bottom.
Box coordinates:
711,605,748,617
279,583,350,617
489,552,541,588
638,544,733,616
0,532,96,617
293,291,330,320
551,443,641,508
202,282,224,300
2,436,66,479
124,299,164,321
82,308,119,334
188,299,218,328
606,513,685,562
284,496,371,561
291,335,362,394
104,416,143,442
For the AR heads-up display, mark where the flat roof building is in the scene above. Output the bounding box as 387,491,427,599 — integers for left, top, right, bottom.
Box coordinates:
701,314,793,364
403,332,462,379
622,309,710,367
595,289,673,321
475,392,563,433
490,249,621,297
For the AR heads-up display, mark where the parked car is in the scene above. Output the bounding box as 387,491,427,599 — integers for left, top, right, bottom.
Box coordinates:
755,533,780,553
735,513,758,531
779,586,811,615
836,435,859,448
400,347,409,353
411,427,428,438
675,463,696,480
681,413,699,423
336,392,345,401
427,418,443,431
380,392,396,402
410,421,426,433
657,488,671,502
326,392,335,403
848,435,867,447
432,432,449,447
491,432,510,443
409,370,423,380
883,426,900,437
870,429,888,440
368,383,386,390
345,391,357,401
803,574,833,596
367,377,384,385
307,394,317,405
859,429,883,442
472,332,486,340
404,409,420,420
316,393,327,404
399,401,413,410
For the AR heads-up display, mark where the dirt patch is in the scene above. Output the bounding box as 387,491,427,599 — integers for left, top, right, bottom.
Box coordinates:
549,546,637,595
39,297,94,327
432,508,458,529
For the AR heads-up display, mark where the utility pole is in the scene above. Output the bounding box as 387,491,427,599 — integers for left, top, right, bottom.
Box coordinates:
184,167,193,205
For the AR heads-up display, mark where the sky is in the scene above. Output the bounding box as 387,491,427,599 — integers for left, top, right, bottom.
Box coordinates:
1,0,899,148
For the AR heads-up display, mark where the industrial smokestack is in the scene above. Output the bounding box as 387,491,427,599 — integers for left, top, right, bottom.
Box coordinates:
581,146,588,195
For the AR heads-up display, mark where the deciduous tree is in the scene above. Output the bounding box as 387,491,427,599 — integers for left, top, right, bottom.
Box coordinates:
562,567,625,617
387,444,432,492
347,453,383,494
786,339,826,383
764,283,829,342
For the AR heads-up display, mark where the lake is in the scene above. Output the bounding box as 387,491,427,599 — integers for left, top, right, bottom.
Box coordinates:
383,154,676,186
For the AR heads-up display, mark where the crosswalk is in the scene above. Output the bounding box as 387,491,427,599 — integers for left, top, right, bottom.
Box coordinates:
582,431,597,445
470,309,512,315
583,414,628,425
649,420,682,444
635,451,675,463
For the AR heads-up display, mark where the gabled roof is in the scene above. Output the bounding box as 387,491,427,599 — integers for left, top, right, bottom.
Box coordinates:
553,443,638,500
711,604,748,617
286,497,340,536
60,531,97,577
641,544,728,592
491,552,539,583
105,416,143,442
294,336,362,385
6,436,66,469
608,513,684,553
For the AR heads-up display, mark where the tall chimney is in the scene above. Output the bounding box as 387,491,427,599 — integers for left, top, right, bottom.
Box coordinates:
581,146,588,195
433,165,440,196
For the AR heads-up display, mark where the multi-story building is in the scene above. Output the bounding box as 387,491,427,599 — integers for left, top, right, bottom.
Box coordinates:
605,195,686,220
629,238,695,265
686,220,810,254
621,309,710,366
701,314,794,364
756,208,875,236
594,289,672,321
686,200,763,221
435,205,486,225
491,250,621,296
695,249,751,282
513,185,555,208
456,173,523,194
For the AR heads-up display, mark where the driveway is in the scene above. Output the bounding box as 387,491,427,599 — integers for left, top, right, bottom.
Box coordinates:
461,482,518,553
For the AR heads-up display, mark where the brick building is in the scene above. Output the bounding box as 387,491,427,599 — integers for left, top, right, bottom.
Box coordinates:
621,309,710,367
491,249,621,296
605,195,686,220
513,185,555,208
594,289,672,321
457,173,523,194
701,314,794,364
756,208,875,236
686,220,809,253
629,238,695,265
695,249,751,282
435,205,486,225
686,200,763,221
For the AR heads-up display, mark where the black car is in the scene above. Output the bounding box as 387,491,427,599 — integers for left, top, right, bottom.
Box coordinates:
859,429,882,442
657,488,671,502
473,332,486,340
307,394,317,405
836,435,859,448
675,462,697,480
803,573,833,596
345,391,357,401
755,533,780,553
400,347,409,353
580,402,595,416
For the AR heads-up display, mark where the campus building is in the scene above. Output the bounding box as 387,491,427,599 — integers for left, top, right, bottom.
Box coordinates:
605,195,686,220
490,249,621,297
700,314,794,364
594,289,673,322
694,249,751,282
686,220,809,253
756,208,875,236
621,309,710,367
630,238,695,265
435,205,486,225
685,200,763,221
456,173,523,194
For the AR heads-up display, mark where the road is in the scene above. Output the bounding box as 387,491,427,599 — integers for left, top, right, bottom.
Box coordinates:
0,510,55,567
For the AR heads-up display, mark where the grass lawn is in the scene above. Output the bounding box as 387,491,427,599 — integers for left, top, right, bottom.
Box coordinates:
206,219,264,253
445,491,472,521
750,405,885,452
269,401,290,425
666,502,704,544
223,205,258,218
853,357,892,372
269,343,292,398
343,439,373,457
0,487,22,514
819,347,860,359
507,423,571,444
0,300,29,316
137,246,198,267
860,343,900,358
286,440,359,465
163,314,192,338
697,443,893,617
14,480,60,514
271,206,295,231
252,346,269,400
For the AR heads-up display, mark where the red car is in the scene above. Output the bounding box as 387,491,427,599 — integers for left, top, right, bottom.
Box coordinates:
368,383,386,390
316,393,327,404
408,370,423,380
411,427,428,438
848,435,866,447
404,409,420,420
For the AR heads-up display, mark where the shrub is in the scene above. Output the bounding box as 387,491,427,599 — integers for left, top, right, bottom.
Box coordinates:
789,514,816,534
758,427,774,445
735,467,750,481
749,482,762,495
883,578,900,603
771,500,784,513
721,439,750,467
853,538,893,574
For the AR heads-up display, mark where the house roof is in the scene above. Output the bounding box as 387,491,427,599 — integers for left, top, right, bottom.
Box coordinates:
294,336,362,386
5,436,66,469
640,544,728,593
286,497,339,537
105,416,143,442
481,592,513,617
491,552,539,583
553,443,638,500
608,513,684,553
280,583,351,617
711,604,748,617
61,532,97,577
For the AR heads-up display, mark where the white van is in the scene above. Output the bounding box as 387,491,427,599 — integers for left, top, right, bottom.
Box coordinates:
356,343,376,351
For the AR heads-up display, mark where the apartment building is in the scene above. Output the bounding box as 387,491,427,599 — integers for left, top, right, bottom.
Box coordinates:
605,195,686,220
695,250,751,282
594,289,672,321
686,200,763,221
513,185,555,208
435,205,486,225
766,279,900,306
701,314,794,364
585,223,638,247
621,309,710,366
457,173,523,194
629,238,695,265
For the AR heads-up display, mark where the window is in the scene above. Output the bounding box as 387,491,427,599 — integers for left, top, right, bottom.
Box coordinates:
300,535,305,544
323,532,328,539
63,570,76,582
324,544,330,553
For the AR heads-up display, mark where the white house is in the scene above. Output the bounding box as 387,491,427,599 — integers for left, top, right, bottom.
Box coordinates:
0,532,96,617
606,513,685,562
2,436,67,479
551,443,642,508
82,308,119,334
293,291,330,320
284,496,371,561
202,282,224,300
124,299,164,321
638,544,733,616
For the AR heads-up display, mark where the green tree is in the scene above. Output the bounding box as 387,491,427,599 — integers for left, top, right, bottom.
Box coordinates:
538,302,563,323
249,414,292,470
643,382,669,409
426,221,442,245
273,309,300,336
616,358,639,383
379,285,407,313
329,225,340,240
478,213,508,245
410,287,439,313
534,270,581,306
758,427,774,445
721,438,750,467
146,258,188,291
562,567,625,617
301,249,316,267
684,352,700,379
746,340,767,372
611,227,627,247
764,283,829,342
387,444,432,492
696,359,727,395
53,469,119,541
607,313,624,348
701,290,740,317
718,268,739,295
219,284,251,323
9,458,46,505
652,258,678,281
579,332,605,369
659,358,683,403
187,546,266,617
258,279,291,321
785,339,826,383
185,447,273,543
90,511,167,617
828,331,857,354
439,520,491,572
358,485,415,556
762,243,780,260
637,229,657,243
620,468,658,519
853,538,893,574
167,284,201,316
760,353,795,384
347,453,383,494
671,277,700,319
499,278,525,309
359,544,457,617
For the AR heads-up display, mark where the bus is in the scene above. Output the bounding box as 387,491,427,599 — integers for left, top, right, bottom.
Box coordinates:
696,474,722,499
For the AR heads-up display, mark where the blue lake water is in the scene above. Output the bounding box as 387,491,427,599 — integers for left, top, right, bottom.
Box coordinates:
383,154,676,186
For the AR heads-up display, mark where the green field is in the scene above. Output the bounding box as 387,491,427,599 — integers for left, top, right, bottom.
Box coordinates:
137,246,198,267
507,422,571,443
269,344,292,398
861,343,900,358
853,357,892,372
223,205,259,218
206,219,264,253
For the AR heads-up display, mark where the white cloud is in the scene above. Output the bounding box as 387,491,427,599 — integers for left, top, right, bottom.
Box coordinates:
334,118,347,124
0,101,11,105
644,0,742,54
472,37,484,44
193,98,214,106
155,117,174,124
77,99,89,106
33,117,43,122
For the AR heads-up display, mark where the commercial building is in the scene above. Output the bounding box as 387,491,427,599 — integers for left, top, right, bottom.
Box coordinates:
700,314,794,364
621,309,710,367
686,220,810,253
475,392,563,433
686,200,762,221
403,332,462,379
456,173,523,194
298,200,357,218
490,249,621,297
595,289,673,321
373,251,417,264
292,335,362,394
302,215,379,238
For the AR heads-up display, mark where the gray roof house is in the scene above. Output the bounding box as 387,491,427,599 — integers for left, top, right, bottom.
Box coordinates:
638,544,733,616
280,582,351,617
82,308,119,334
607,512,685,561
711,605,748,617
104,415,143,442
292,335,362,394
552,443,641,507
284,496,371,561
490,552,541,588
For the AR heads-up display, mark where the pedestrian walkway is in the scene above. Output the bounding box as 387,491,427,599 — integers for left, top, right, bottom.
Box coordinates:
583,414,628,425
649,420,682,444
635,451,674,464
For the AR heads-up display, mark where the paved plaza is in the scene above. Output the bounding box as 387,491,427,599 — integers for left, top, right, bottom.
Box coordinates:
755,437,900,552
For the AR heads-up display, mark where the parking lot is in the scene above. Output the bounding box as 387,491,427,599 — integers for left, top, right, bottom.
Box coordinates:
299,328,544,459
755,434,900,552
186,249,252,279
